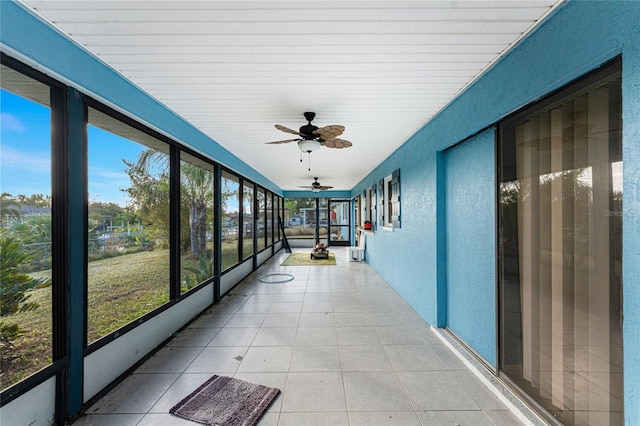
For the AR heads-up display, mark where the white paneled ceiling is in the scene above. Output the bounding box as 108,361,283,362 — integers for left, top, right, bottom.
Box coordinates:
20,0,561,191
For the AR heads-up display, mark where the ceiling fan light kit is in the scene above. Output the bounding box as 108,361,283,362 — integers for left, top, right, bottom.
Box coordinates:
298,139,321,153
266,112,353,171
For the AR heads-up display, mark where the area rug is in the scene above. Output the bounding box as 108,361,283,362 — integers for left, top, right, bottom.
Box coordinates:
170,375,280,426
280,252,336,266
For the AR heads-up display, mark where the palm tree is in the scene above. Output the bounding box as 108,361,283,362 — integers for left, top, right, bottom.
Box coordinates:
125,150,214,258
123,151,171,245
0,193,21,225
181,162,214,257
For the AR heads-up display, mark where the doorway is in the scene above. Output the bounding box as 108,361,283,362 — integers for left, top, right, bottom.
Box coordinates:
497,61,623,425
329,199,351,246
283,197,352,247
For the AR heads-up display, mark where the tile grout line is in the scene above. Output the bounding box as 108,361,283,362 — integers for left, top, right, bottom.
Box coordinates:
430,326,543,426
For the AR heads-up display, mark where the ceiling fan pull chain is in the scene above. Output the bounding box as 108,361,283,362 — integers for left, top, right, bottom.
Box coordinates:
308,152,312,171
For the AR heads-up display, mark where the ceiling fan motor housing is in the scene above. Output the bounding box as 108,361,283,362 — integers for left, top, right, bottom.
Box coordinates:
300,112,319,139
299,123,318,138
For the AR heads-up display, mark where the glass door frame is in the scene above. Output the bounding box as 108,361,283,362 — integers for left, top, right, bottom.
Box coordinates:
496,57,623,425
328,198,352,246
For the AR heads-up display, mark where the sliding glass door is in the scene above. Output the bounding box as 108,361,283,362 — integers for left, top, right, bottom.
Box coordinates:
498,62,623,425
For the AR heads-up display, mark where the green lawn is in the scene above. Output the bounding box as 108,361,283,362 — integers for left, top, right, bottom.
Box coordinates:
87,250,171,343
1,244,250,390
0,276,52,390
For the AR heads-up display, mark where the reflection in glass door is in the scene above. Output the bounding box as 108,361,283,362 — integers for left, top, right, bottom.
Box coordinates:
329,200,351,246
498,63,623,425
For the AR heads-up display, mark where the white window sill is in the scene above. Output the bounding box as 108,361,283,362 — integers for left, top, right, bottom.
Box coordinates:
382,226,393,232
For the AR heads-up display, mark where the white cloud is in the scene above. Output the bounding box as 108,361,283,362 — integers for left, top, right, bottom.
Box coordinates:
88,166,132,205
90,167,128,180
0,113,27,131
0,145,50,173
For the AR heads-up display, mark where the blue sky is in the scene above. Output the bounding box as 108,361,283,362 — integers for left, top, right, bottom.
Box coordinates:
87,125,145,206
1,89,52,198
1,88,241,211
1,89,144,206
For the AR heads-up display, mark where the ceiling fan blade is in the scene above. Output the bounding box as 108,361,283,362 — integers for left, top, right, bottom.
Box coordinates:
332,138,352,149
298,185,313,189
265,138,300,144
313,125,345,139
319,186,333,190
275,124,304,136
322,138,336,148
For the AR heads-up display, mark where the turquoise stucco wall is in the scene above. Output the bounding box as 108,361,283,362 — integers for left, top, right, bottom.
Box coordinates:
351,2,640,422
622,18,640,426
444,129,496,366
352,144,438,324
0,1,281,195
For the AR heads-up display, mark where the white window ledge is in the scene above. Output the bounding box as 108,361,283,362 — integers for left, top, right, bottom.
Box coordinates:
358,228,375,236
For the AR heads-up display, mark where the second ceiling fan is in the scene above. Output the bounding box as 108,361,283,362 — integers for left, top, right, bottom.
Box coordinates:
266,112,353,170
299,177,333,193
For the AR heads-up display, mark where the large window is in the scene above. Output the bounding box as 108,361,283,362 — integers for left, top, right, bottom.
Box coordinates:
256,188,266,251
383,175,393,228
221,171,240,270
180,152,214,293
283,197,318,241
0,65,53,389
242,181,254,260
498,63,623,425
0,55,292,410
381,170,401,230
318,197,329,243
277,196,284,241
364,187,375,227
87,107,171,344
266,192,273,247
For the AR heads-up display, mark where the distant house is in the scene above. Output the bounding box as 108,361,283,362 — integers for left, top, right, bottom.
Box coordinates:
20,205,51,216
288,215,301,226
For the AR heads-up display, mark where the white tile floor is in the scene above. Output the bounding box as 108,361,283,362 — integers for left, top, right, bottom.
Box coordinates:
74,248,524,426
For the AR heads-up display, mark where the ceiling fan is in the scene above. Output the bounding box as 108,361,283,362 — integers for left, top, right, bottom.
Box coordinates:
266,112,353,170
299,177,333,193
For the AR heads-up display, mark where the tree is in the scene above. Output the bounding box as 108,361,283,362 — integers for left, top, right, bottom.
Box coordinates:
8,214,52,246
220,177,238,229
285,197,314,217
181,162,214,257
88,201,133,224
24,193,51,208
123,150,171,246
284,199,297,218
1,193,21,225
124,149,216,258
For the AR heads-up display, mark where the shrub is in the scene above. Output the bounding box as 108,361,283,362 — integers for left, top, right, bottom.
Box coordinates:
182,253,214,290
0,236,50,344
